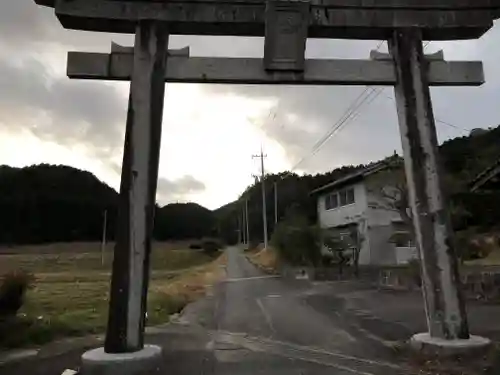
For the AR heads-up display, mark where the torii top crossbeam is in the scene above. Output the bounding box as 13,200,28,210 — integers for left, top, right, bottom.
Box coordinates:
36,0,500,40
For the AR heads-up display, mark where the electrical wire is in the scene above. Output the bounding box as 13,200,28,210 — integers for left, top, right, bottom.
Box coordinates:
292,42,385,171
379,91,472,134
292,41,435,170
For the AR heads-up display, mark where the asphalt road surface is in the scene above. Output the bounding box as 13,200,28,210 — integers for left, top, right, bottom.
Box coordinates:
181,246,406,375
0,247,408,375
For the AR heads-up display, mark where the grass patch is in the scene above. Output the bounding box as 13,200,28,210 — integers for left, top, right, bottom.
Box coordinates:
147,253,227,325
0,243,225,349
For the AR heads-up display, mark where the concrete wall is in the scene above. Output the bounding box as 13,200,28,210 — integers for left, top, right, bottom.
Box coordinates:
317,182,371,264
367,225,396,265
364,175,408,265
396,246,419,264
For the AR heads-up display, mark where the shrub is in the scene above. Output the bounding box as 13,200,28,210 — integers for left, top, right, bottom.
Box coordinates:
0,270,34,319
455,229,488,261
202,239,221,255
271,215,321,266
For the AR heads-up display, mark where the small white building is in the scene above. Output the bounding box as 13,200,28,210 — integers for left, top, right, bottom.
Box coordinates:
311,161,418,265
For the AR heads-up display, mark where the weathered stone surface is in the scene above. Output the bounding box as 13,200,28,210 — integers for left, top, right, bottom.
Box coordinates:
263,0,309,71
390,28,469,340
67,51,485,86
410,333,491,357
40,0,498,40
80,345,162,375
105,21,168,353
371,49,445,61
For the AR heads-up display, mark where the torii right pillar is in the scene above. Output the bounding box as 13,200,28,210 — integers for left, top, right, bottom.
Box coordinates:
389,28,490,353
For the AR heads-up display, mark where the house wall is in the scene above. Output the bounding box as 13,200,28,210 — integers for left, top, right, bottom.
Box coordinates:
317,182,371,264
364,175,417,265
317,182,368,228
367,225,397,265
395,247,419,264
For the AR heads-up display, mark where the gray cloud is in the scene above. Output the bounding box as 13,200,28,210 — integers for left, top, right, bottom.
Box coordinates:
157,176,206,203
196,29,500,173
0,56,127,159
0,0,57,46
1,0,500,201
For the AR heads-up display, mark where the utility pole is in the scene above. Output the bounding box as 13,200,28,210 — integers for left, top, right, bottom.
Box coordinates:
236,215,241,244
101,209,108,266
253,148,268,249
241,203,246,245
274,181,278,224
245,198,250,246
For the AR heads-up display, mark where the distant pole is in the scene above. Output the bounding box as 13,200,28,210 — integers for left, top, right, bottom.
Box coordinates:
253,148,268,249
245,198,250,245
241,204,246,245
274,181,278,224
236,215,241,244
101,209,108,266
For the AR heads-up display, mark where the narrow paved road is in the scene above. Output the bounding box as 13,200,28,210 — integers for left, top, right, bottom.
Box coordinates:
186,247,406,375
1,247,407,375
214,247,358,349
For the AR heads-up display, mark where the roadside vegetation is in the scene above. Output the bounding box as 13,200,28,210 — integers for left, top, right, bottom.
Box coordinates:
0,241,225,349
246,246,280,274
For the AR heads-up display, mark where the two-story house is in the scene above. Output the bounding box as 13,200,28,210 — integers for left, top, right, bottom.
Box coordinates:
311,160,418,265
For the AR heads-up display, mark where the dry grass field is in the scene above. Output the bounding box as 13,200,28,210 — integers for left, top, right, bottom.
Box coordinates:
0,242,226,348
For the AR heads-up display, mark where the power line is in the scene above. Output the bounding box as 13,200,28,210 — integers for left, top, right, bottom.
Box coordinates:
294,88,376,167
292,41,436,170
378,90,472,134
291,41,385,171
292,88,381,170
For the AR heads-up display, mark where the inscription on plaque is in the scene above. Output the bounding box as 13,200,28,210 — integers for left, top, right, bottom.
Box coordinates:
264,0,309,71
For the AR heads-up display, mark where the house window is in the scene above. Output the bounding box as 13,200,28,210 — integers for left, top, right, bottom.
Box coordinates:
325,193,339,210
346,188,355,204
325,188,355,210
339,190,347,206
330,194,339,209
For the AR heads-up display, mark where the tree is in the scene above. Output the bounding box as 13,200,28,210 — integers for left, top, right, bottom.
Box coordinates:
323,233,350,275
271,209,322,266
349,223,365,277
322,221,365,277
366,157,415,241
0,165,217,245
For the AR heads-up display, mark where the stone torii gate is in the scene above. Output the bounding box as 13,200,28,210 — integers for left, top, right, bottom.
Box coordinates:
33,0,500,373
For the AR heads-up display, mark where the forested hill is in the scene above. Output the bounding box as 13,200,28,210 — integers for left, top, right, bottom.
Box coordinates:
215,125,500,244
0,164,214,245
1,125,500,245
0,164,118,244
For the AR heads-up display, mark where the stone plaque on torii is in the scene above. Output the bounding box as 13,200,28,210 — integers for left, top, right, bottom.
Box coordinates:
33,0,500,373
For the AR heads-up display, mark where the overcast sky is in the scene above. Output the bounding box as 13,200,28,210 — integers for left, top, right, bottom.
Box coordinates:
1,1,499,209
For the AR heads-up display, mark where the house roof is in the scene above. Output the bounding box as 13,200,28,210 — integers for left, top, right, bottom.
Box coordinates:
470,158,500,192
310,161,390,197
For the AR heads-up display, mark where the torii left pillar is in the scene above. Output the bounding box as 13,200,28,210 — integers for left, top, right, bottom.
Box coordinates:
80,20,167,375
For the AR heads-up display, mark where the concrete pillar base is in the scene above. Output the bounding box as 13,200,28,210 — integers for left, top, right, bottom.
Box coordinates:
80,345,162,375
410,333,491,357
